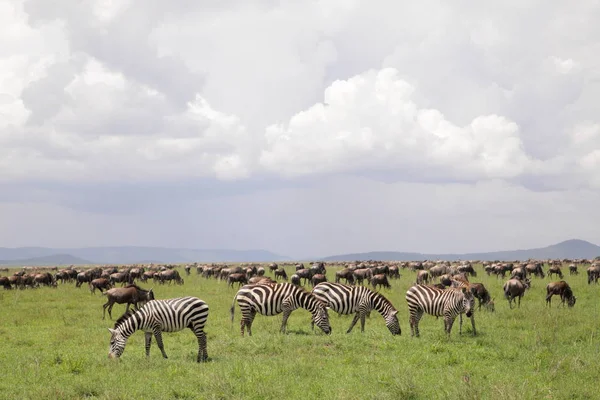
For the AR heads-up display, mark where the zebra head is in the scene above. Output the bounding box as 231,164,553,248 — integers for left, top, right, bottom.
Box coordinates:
385,310,401,336
107,328,128,359
461,288,475,318
313,304,332,335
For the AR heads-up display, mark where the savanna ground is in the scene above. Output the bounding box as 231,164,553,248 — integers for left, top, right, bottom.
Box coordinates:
1,264,600,400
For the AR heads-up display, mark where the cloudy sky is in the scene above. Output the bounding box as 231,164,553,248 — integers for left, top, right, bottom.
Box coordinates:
1,0,599,259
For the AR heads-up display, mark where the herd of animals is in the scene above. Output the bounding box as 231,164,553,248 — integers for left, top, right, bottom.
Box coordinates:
0,258,595,363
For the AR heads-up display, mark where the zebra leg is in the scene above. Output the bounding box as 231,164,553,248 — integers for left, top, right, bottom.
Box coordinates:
153,329,168,359
193,329,208,362
445,315,456,336
145,332,153,357
347,313,361,333
280,310,292,333
470,314,476,336
458,313,463,335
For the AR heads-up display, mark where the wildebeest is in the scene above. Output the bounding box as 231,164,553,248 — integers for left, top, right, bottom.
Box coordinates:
227,273,248,288
248,276,275,285
295,269,313,285
89,278,112,294
102,284,155,320
568,264,578,275
468,283,494,312
335,268,355,285
371,274,391,290
0,276,11,289
547,266,564,279
290,274,301,286
274,269,288,281
353,268,372,285
503,278,531,309
416,270,430,285
546,281,576,307
156,269,184,285
311,273,327,287
587,265,600,284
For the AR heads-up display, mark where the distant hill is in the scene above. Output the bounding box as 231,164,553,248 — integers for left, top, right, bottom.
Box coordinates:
319,239,600,262
0,246,290,265
0,254,92,266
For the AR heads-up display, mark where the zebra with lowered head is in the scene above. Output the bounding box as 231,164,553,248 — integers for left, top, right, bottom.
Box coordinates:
405,284,476,337
107,296,209,363
312,282,400,335
230,282,331,336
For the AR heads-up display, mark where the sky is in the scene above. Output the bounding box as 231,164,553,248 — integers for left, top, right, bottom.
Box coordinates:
1,0,600,259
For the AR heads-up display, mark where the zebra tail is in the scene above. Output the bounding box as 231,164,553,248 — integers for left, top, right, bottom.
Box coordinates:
230,295,236,324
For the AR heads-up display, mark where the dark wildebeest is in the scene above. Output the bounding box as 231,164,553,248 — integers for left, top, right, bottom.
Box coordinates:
227,273,248,288
269,263,278,273
89,278,112,294
274,269,288,281
547,266,564,279
256,267,266,276
416,270,430,285
546,281,576,307
335,268,355,285
568,264,578,275
371,274,391,290
0,276,11,290
503,278,531,309
102,284,155,320
468,283,494,312
311,273,327,287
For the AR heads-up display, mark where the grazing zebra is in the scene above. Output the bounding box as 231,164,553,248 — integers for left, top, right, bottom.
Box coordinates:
405,285,476,337
230,282,331,336
107,296,209,363
312,282,400,335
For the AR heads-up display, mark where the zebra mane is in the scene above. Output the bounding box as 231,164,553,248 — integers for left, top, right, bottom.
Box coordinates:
114,309,136,329
370,289,397,310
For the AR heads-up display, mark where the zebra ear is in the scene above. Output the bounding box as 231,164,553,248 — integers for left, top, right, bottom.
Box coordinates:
108,328,116,335
461,287,467,294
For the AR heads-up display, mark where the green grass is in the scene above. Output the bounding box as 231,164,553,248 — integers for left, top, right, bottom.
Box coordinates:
1,266,600,399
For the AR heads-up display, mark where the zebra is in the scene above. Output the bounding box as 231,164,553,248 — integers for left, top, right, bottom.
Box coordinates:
230,282,331,336
312,282,400,335
107,296,209,363
405,284,476,337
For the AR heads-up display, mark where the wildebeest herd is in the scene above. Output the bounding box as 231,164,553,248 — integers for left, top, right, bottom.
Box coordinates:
1,257,593,363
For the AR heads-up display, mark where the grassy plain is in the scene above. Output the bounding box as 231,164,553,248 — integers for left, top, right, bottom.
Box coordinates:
1,265,600,400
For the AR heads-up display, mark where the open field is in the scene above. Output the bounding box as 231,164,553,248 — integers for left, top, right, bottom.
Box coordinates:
1,264,600,399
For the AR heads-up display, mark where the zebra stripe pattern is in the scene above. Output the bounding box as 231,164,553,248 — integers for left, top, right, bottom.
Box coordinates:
108,296,209,362
230,282,331,336
312,282,400,335
405,285,476,337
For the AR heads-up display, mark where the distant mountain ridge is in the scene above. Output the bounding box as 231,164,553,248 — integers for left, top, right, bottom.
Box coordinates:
319,239,600,262
0,239,598,266
0,246,290,265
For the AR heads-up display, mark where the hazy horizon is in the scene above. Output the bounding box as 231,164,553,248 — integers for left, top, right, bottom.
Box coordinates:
2,1,600,260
